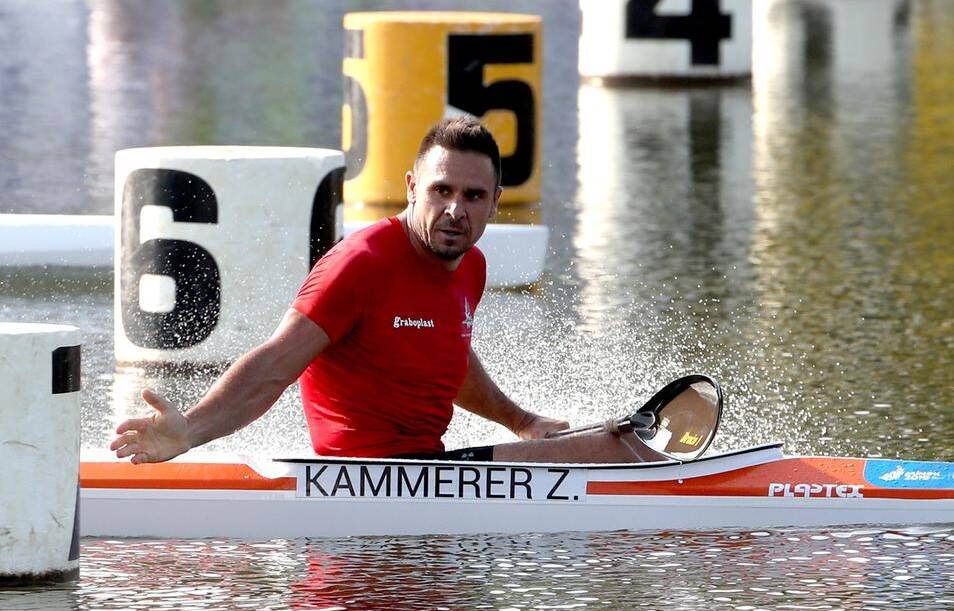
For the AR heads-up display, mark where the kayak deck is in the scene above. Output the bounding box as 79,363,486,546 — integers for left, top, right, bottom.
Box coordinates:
79,444,954,539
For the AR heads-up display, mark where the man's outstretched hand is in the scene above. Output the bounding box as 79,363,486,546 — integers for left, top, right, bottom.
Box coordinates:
109,389,192,464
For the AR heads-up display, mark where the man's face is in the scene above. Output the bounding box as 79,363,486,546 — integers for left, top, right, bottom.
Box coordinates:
405,146,501,264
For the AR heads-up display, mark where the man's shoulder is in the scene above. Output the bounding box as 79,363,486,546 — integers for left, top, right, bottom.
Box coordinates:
322,218,400,264
341,218,403,252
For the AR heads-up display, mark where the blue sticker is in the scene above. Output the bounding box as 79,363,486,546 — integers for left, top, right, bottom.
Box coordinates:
864,459,954,489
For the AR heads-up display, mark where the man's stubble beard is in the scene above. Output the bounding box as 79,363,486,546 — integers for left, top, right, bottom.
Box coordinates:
427,219,474,261
428,241,471,261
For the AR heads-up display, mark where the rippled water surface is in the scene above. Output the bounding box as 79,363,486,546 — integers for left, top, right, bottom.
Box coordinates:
1,0,953,608
3,528,954,610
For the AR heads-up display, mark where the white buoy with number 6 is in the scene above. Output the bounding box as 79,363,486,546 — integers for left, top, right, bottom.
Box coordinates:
114,146,344,367
0,323,81,585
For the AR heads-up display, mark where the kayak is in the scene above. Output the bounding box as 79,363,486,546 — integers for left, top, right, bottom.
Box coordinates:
79,443,954,539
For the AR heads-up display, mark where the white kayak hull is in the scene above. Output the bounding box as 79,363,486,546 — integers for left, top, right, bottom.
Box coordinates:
80,444,954,539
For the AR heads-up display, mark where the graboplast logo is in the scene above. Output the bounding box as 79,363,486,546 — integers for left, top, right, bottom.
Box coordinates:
393,316,435,329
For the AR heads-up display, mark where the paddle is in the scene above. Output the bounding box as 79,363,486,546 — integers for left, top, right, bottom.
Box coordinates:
546,374,723,461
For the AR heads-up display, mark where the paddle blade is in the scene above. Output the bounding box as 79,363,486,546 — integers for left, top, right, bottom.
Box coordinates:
635,375,722,461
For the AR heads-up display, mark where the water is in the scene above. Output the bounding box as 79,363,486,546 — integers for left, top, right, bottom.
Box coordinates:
2,528,953,610
1,0,953,608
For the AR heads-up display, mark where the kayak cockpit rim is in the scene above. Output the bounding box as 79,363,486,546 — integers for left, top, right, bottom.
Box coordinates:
271,442,787,469
79,442,786,473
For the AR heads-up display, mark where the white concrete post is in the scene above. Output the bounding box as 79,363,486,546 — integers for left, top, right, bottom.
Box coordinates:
0,323,81,584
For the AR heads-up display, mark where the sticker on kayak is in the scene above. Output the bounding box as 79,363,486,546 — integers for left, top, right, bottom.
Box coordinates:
864,460,954,489
293,463,588,503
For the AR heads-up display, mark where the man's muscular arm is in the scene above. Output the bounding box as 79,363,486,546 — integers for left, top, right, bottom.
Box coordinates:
454,348,568,440
110,309,329,463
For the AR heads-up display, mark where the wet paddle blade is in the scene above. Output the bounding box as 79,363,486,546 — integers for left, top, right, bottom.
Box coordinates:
633,375,723,461
547,375,723,462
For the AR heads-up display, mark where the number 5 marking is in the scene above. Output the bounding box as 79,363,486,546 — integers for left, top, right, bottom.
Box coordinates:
447,33,536,187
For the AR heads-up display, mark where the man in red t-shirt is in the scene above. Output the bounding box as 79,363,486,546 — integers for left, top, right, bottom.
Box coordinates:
111,118,665,464
291,213,487,458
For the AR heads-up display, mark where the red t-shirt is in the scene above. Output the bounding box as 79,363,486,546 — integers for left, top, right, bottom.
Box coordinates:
292,217,486,457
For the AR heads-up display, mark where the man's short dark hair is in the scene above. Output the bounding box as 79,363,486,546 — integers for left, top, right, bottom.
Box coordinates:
414,118,502,186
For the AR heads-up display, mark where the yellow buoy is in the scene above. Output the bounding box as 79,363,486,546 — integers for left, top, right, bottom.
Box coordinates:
342,12,542,211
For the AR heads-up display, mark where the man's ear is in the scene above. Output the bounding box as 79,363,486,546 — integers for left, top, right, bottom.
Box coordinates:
405,170,416,204
490,186,502,218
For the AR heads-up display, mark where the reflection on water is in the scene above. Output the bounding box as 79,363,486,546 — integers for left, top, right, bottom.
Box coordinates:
0,1,90,214
750,0,952,458
1,527,952,610
576,83,755,321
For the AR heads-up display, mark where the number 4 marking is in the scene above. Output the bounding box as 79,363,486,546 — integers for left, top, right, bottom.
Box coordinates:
626,0,732,66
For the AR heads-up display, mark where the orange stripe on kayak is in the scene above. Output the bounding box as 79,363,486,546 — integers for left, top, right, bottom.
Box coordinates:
587,457,954,500
81,461,296,491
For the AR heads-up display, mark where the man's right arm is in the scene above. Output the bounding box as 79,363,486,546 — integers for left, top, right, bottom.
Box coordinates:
110,308,329,464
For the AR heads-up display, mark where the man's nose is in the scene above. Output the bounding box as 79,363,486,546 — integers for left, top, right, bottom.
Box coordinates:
445,199,465,220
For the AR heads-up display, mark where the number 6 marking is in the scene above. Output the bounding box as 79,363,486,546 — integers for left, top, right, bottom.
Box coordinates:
120,169,221,349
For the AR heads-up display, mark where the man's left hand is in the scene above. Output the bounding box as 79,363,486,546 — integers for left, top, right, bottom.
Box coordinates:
513,411,569,440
